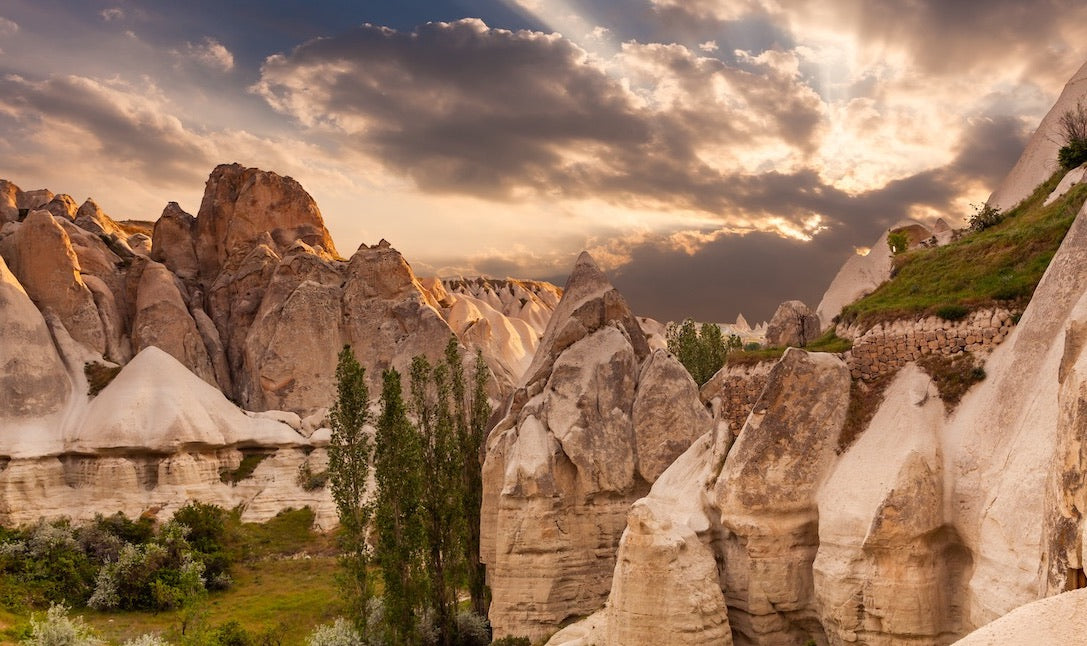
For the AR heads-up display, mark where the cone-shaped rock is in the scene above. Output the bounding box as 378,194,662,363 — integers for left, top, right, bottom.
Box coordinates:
482,251,707,641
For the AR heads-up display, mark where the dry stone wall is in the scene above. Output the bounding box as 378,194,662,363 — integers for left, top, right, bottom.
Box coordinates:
838,308,1016,380
699,361,773,433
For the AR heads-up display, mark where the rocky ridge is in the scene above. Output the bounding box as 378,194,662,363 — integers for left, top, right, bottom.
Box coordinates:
0,164,560,526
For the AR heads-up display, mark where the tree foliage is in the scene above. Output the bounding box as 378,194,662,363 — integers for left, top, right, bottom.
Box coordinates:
666,319,738,385
887,231,909,254
1058,101,1087,170
361,337,492,645
326,345,373,630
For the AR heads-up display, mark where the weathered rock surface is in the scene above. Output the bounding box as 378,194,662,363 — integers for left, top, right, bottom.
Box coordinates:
715,350,851,645
150,202,199,280
194,163,339,279
551,349,850,646
765,299,820,347
815,364,969,645
0,256,72,418
816,230,893,330
953,588,1087,645
989,60,1087,210
0,210,106,355
427,276,561,388
481,252,705,641
130,259,218,386
0,346,336,528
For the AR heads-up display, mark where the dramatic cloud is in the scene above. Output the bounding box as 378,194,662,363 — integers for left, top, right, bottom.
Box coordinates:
180,37,235,71
253,19,825,219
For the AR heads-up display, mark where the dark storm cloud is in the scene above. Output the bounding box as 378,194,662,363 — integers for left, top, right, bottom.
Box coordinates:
253,19,825,214
467,112,1032,323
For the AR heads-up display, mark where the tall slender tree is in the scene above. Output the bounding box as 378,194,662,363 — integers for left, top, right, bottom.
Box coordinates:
373,367,426,644
326,345,373,631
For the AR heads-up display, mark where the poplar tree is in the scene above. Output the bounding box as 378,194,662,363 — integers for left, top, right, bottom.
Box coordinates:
326,345,373,631
372,368,425,644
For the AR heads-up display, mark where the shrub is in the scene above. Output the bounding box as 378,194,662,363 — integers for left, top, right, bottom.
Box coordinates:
934,304,969,321
917,353,986,411
22,603,102,646
490,638,532,646
743,342,761,351
88,524,206,611
83,362,122,397
172,503,231,590
296,462,329,491
967,203,1004,232
306,618,362,646
666,319,730,385
453,610,490,646
887,230,909,254
1058,101,1087,170
1,519,97,606
122,636,171,646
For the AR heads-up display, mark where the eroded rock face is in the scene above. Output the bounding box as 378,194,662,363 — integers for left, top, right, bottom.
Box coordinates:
814,365,970,645
151,202,200,281
0,256,71,418
428,277,561,390
242,243,344,415
550,348,850,646
715,349,851,645
765,300,820,348
1,210,106,355
130,259,218,386
599,431,734,646
482,252,705,641
194,163,338,280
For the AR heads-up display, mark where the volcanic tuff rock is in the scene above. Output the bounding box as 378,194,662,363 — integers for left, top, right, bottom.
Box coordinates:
765,299,820,347
1,209,106,355
426,276,561,386
481,252,709,641
0,255,72,419
989,59,1087,210
0,165,558,529
548,348,851,646
552,127,1087,644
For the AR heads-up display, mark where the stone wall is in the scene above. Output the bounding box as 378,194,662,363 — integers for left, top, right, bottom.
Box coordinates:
838,308,1016,381
699,361,774,432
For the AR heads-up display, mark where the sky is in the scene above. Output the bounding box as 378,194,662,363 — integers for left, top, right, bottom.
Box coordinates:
1,1,1085,323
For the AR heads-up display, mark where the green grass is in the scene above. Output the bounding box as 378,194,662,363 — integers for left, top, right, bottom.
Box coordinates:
0,508,342,645
839,170,1087,330
219,452,271,485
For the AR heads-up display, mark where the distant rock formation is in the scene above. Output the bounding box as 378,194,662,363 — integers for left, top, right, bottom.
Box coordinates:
481,252,710,641
765,300,820,347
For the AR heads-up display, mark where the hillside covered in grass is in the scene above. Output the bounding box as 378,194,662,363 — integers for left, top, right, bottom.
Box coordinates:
839,170,1087,329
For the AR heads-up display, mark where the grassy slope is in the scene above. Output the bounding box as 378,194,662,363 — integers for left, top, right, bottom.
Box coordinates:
0,508,343,645
839,171,1087,329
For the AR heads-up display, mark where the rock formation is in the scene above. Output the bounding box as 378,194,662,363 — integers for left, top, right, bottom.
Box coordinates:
425,276,561,387
765,300,820,347
1,209,107,355
989,59,1087,210
0,165,560,533
815,231,893,330
481,252,710,641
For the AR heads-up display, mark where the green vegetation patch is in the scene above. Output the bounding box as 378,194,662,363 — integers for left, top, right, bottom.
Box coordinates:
84,362,122,397
219,452,271,485
840,171,1087,330
917,353,987,411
